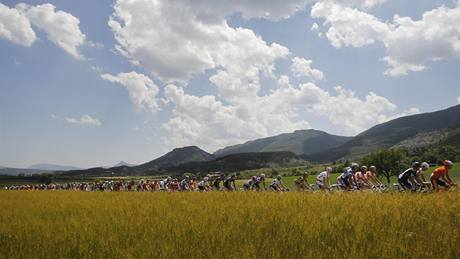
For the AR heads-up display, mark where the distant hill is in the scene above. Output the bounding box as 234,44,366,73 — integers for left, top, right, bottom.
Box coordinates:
133,146,215,173
114,161,136,167
62,150,306,177
0,167,54,176
304,104,460,163
214,129,351,157
161,151,306,174
28,163,80,171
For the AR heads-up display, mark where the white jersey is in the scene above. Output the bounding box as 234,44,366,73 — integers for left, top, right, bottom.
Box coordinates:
270,179,282,187
197,180,207,187
316,171,329,182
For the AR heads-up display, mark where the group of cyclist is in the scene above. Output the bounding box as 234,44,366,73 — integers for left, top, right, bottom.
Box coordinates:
398,160,456,192
331,159,456,192
3,160,456,192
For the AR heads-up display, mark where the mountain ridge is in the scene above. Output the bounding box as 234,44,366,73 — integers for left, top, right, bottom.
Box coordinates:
303,104,460,162
214,129,351,157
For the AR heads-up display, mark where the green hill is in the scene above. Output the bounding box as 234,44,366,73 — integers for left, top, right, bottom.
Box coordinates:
214,129,351,157
304,104,460,163
133,146,214,172
165,151,307,174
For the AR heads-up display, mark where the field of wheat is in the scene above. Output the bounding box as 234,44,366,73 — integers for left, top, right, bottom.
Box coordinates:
1,191,459,259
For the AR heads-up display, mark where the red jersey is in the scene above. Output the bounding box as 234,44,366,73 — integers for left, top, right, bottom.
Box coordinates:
431,166,448,179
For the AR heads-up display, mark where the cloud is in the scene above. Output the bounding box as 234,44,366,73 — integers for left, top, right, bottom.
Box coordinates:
311,2,390,48
0,3,36,46
457,96,460,104
312,1,460,76
65,115,101,126
50,113,57,119
101,72,160,112
162,74,413,151
108,0,294,83
16,3,86,60
291,57,324,81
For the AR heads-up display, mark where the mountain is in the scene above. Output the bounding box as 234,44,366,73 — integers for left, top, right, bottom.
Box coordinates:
160,151,306,174
392,125,460,150
0,167,54,176
28,163,81,171
214,129,351,157
133,146,215,173
304,104,460,163
114,161,136,167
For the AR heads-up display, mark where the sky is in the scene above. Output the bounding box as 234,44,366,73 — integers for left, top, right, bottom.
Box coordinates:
1,0,460,168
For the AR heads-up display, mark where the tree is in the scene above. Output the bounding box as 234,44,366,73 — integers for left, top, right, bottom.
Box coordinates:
360,149,407,183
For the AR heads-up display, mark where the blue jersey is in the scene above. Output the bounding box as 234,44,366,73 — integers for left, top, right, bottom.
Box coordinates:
339,167,354,180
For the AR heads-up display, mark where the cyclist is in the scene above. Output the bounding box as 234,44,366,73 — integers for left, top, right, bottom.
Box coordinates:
294,172,314,191
253,173,266,191
223,175,237,191
414,162,430,190
243,176,257,191
212,174,224,191
355,166,371,189
316,167,332,191
398,162,421,191
337,163,359,190
365,166,384,188
180,176,190,191
430,160,457,192
269,175,287,191
197,176,210,191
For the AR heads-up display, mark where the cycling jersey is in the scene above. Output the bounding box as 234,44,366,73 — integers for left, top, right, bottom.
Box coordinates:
398,168,417,180
339,167,354,179
316,171,328,182
270,179,282,190
223,177,234,189
431,166,448,179
180,179,189,190
213,178,221,188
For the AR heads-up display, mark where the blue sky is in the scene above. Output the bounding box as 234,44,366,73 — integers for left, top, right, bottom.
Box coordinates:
1,0,460,168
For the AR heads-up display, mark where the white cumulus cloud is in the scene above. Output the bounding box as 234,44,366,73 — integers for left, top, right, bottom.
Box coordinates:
101,72,160,112
16,3,86,60
457,96,460,104
65,115,101,126
291,57,325,81
0,3,36,46
108,0,293,83
162,74,414,151
311,1,460,76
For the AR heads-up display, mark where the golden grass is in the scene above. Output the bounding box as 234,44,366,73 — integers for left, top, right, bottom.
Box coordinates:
1,191,459,259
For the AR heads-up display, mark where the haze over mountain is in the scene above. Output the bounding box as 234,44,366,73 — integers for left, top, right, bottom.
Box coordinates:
214,130,351,157
114,161,136,167
304,104,460,162
28,164,81,171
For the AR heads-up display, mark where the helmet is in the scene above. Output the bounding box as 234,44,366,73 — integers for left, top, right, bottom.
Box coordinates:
369,166,376,172
277,175,282,180
350,163,359,169
412,162,421,168
260,173,265,179
326,167,333,173
444,160,454,168
204,177,209,181
361,166,368,171
421,162,429,170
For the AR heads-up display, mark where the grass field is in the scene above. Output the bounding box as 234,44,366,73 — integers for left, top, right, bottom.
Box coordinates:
1,191,459,258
